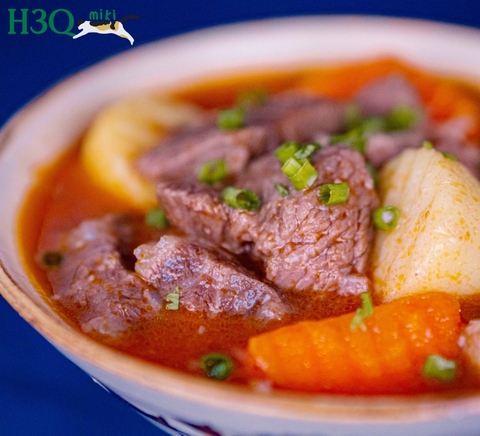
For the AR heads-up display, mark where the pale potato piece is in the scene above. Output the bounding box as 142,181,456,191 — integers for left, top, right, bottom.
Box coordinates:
81,95,202,210
372,147,480,302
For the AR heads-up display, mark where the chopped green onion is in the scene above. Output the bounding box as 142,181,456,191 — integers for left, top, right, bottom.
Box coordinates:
349,135,367,154
276,142,322,164
373,206,400,231
350,292,374,331
237,87,267,109
217,107,245,130
221,187,260,211
166,286,180,310
145,208,170,229
293,142,322,160
344,104,362,130
423,140,434,149
423,354,457,382
41,251,63,267
319,182,350,206
275,141,301,163
281,157,318,190
201,353,233,380
385,106,419,131
198,159,227,185
274,183,289,197
442,152,458,161
330,129,367,154
359,116,386,134
365,162,378,188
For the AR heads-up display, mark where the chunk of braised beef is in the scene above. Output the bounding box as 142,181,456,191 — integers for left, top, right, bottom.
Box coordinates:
353,73,480,177
134,235,289,320
365,130,426,167
246,93,346,143
235,153,287,202
250,146,378,294
136,126,269,183
44,215,162,336
432,117,480,179
354,74,423,117
156,182,253,254
349,74,428,166
136,93,346,185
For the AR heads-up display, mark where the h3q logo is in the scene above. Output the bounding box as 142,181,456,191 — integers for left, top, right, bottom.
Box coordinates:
7,9,138,44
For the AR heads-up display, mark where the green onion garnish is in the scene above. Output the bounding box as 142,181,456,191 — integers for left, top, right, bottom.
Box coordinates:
423,354,457,382
198,159,227,185
41,251,63,267
275,142,321,164
344,104,362,130
221,187,261,211
442,152,458,161
359,116,387,134
293,142,322,160
281,157,318,191
345,103,387,135
237,88,267,109
365,162,378,188
217,107,245,130
330,129,367,154
275,141,301,164
274,183,289,197
373,206,400,231
423,140,434,149
166,286,180,310
319,182,350,206
385,106,419,131
145,208,170,229
350,292,374,331
201,353,233,380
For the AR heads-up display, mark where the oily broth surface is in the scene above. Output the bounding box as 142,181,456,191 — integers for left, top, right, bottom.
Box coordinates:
17,58,480,389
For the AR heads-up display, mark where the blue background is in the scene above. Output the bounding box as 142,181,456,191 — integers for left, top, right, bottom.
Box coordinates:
1,1,479,435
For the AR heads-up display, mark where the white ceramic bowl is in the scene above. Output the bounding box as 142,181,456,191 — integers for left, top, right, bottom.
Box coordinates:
2,16,480,436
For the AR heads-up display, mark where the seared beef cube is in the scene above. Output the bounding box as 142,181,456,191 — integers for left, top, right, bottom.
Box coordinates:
235,154,289,202
347,74,430,167
45,215,161,336
137,125,269,182
251,146,378,294
433,117,480,179
355,76,480,174
354,74,422,117
365,130,426,167
247,93,346,144
137,93,346,186
156,182,254,254
134,235,288,320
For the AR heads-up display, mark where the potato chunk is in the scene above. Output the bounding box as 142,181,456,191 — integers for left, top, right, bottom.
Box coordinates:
372,147,480,301
81,95,202,210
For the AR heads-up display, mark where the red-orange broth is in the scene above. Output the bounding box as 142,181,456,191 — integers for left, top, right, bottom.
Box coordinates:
18,57,480,393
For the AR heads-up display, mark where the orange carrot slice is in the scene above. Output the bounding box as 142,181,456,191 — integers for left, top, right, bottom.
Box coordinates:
248,292,461,394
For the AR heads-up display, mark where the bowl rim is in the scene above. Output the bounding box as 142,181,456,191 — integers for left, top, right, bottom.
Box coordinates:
2,14,480,425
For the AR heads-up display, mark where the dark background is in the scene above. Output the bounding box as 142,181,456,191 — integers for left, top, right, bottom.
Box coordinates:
0,1,479,435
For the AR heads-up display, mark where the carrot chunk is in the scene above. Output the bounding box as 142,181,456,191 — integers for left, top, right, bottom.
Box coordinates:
248,292,461,394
